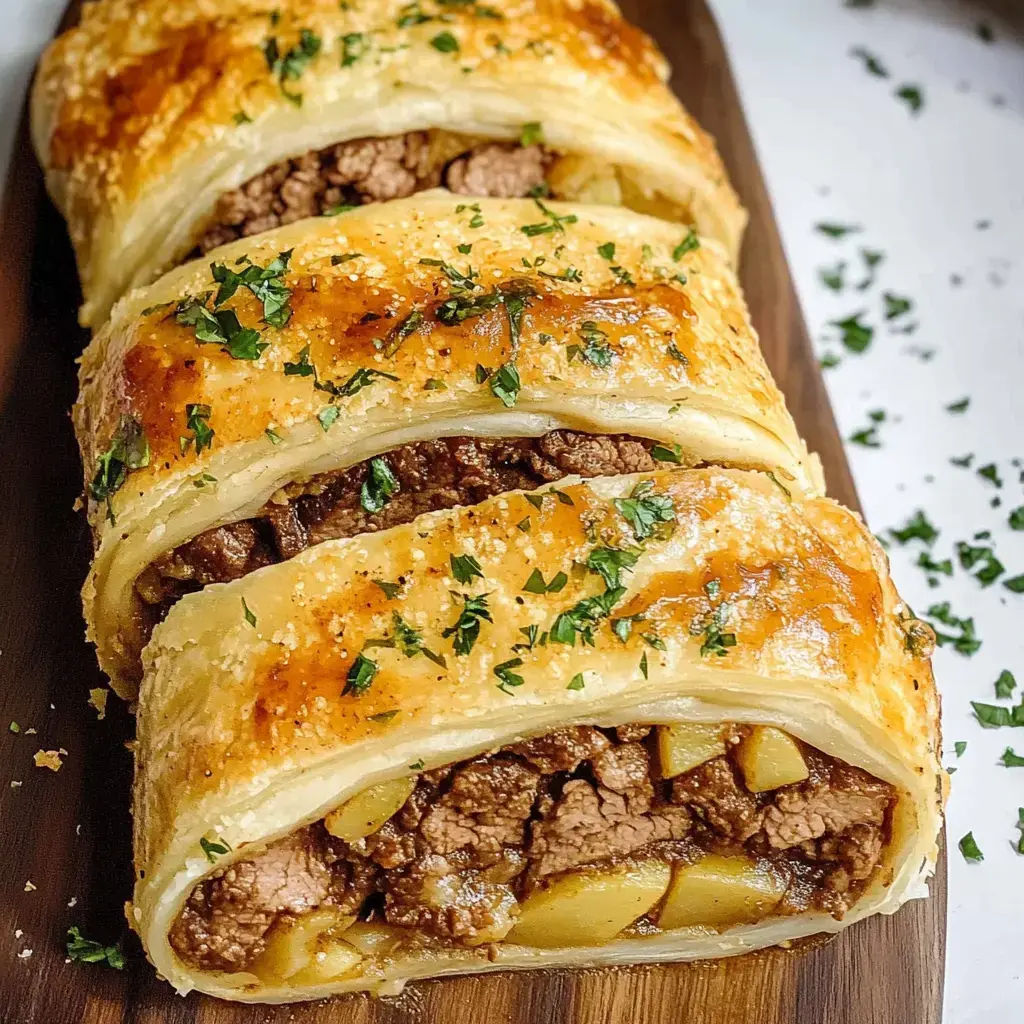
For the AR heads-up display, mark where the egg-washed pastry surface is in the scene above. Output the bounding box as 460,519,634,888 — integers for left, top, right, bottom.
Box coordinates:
131,468,943,1002
74,195,819,698
31,0,745,326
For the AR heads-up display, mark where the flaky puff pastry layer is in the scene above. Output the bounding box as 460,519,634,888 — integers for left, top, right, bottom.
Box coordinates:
75,195,821,698
32,0,744,326
131,467,943,1002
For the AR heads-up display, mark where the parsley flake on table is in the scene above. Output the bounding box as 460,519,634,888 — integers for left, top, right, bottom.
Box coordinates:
895,83,924,114
972,700,1024,728
926,601,981,656
831,312,874,353
66,927,125,969
954,741,967,758
849,45,888,77
816,222,861,239
819,261,846,291
958,831,983,862
995,670,1017,699
883,291,913,321
1004,574,1024,594
1001,748,1024,768
856,248,885,290
889,510,938,545
946,397,970,414
977,463,1002,487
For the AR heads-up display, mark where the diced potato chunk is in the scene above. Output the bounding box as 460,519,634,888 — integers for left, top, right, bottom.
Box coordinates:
734,726,809,793
342,921,402,957
290,941,363,986
323,775,417,842
658,723,726,778
508,861,671,948
658,854,786,930
255,908,356,981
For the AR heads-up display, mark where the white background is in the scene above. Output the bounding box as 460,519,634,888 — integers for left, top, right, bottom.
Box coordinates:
2,1,1022,1021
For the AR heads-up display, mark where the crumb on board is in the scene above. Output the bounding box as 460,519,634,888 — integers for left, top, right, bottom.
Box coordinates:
87,688,108,720
17,949,32,959
10,780,22,788
23,881,35,893
33,749,67,772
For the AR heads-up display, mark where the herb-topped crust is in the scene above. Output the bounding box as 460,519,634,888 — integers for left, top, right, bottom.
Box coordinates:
32,0,744,325
74,195,818,698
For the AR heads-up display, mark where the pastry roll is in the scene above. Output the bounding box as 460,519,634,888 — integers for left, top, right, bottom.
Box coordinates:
131,467,943,1002
73,194,821,698
32,0,745,327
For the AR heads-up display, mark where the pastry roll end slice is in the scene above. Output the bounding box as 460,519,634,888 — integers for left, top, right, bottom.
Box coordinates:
32,0,745,326
73,195,820,699
130,467,943,1003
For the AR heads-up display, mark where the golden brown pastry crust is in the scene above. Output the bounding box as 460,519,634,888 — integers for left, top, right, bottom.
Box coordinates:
74,195,820,697
32,0,745,325
132,467,943,1001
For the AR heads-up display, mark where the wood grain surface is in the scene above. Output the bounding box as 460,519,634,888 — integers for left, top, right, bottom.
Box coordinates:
0,2,945,1021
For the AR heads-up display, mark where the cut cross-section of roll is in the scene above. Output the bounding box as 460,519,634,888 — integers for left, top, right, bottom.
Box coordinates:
130,467,943,1003
74,195,821,697
32,0,745,326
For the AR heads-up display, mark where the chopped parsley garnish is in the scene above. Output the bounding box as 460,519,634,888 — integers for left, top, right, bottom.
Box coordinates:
436,290,502,325
175,300,267,359
597,242,616,260
694,602,737,657
972,701,1024,728
372,578,402,599
667,341,688,363
381,309,425,357
450,553,484,584
1005,574,1024,594
610,265,635,286
816,222,861,239
360,457,399,513
368,710,399,724
419,258,478,292
567,673,585,691
284,345,316,377
586,547,640,589
89,415,150,522
613,480,676,542
956,541,1004,587
340,31,367,67
945,397,970,414
265,427,283,445
831,312,873,353
1007,506,1024,531
517,517,531,532
323,202,357,216
539,265,582,283
567,321,613,367
200,835,231,862
430,30,460,53
672,229,700,261
317,405,339,431
512,624,547,652
211,250,293,327
344,652,378,696
180,404,214,456
895,83,924,114
232,110,253,125
549,587,625,646
889,510,937,545
443,593,492,655
1016,810,1024,855
520,121,543,146
365,611,445,666
423,378,447,390
491,658,524,695
856,248,885,290
520,198,577,236
639,651,649,678
958,831,983,862
66,927,125,969
490,362,521,407
917,551,952,577
456,201,484,228
522,569,568,594
1002,748,1024,768
331,252,362,266
264,29,322,105
242,598,257,628
650,443,683,464
977,463,1002,487
333,366,400,398
954,741,967,758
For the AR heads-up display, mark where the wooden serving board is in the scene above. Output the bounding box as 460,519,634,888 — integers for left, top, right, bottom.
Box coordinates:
0,1,945,1021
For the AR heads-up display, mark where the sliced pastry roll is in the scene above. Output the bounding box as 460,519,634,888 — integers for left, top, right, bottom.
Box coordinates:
32,0,745,326
131,467,943,1002
73,195,821,697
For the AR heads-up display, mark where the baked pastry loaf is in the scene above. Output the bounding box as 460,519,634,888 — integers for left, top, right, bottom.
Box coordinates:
74,194,820,698
31,0,745,326
132,467,943,1002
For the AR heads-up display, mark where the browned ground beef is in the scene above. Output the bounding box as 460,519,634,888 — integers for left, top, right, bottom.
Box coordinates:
170,726,896,973
195,133,550,255
134,431,665,621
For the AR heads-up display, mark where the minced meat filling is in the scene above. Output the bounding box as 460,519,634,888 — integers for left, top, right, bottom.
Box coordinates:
194,132,551,255
134,431,668,622
169,725,895,973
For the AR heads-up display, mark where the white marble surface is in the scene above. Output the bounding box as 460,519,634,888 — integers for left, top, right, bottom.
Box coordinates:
2,1,1023,1021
